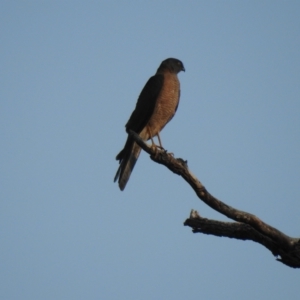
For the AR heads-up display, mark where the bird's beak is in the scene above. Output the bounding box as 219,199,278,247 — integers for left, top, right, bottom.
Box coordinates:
182,66,185,72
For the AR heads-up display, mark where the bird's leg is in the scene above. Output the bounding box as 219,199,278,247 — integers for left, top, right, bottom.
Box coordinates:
157,132,164,149
147,126,162,158
147,127,159,154
157,132,174,156
152,131,165,151
147,126,156,147
154,132,166,151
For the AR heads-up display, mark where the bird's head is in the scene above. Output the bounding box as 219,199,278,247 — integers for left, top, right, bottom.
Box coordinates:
158,58,185,73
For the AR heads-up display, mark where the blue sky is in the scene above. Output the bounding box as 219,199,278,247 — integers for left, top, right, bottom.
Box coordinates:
1,1,300,299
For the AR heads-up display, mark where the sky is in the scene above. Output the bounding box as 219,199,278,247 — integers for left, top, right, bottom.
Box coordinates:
1,1,300,299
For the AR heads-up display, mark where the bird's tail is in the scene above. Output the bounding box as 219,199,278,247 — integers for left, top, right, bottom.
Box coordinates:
114,137,142,191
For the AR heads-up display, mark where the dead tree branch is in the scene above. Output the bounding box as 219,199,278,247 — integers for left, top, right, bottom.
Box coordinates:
129,130,300,268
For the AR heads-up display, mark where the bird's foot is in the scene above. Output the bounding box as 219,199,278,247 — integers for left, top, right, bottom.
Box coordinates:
150,143,165,151
150,144,158,152
150,144,163,158
156,145,165,151
160,148,174,156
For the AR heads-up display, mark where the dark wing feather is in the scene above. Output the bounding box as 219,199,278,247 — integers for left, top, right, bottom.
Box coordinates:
125,74,164,134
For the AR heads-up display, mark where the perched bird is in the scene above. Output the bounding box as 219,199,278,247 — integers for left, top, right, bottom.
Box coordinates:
114,58,185,191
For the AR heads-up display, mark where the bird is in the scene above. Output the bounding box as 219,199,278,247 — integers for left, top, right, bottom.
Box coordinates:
114,58,185,191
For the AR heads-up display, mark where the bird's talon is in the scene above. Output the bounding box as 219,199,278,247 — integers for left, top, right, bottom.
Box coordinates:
155,145,164,151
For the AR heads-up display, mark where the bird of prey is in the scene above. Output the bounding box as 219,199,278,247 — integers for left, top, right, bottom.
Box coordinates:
114,58,185,191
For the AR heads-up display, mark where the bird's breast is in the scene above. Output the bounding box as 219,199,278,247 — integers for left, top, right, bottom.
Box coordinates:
147,73,180,137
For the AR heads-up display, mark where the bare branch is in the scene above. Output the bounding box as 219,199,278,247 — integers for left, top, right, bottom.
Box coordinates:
129,130,300,268
184,210,300,268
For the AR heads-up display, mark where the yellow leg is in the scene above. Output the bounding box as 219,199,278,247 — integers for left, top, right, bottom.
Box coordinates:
146,127,164,154
157,132,173,155
157,132,163,149
147,126,155,146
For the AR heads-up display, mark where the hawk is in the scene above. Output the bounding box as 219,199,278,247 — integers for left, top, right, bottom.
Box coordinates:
114,58,185,190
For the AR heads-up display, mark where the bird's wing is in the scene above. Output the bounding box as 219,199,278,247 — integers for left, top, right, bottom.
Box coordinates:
125,74,164,134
